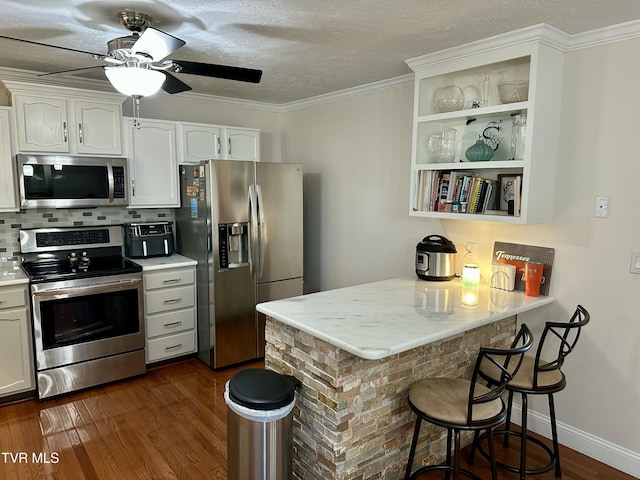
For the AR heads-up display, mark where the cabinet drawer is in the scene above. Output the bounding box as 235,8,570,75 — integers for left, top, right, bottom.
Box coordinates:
144,268,195,290
0,287,28,310
146,330,196,363
146,308,195,339
145,285,195,315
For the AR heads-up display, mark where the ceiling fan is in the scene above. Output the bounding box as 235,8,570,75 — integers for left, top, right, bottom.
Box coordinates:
0,10,263,97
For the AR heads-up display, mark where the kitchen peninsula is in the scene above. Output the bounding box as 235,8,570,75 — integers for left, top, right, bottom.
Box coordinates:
256,276,555,479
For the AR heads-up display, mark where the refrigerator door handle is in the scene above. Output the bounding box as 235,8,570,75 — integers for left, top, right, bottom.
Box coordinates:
256,183,266,279
248,184,258,278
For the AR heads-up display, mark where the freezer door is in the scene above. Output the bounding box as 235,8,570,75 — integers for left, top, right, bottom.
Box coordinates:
255,162,303,284
208,160,257,368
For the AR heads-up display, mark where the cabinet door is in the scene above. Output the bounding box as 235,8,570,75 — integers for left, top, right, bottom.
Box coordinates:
14,95,69,153
0,307,34,396
223,127,260,161
124,118,179,208
74,101,122,155
0,109,18,211
177,123,221,163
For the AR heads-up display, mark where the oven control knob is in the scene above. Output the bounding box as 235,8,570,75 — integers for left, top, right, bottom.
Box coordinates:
80,251,91,268
68,252,78,265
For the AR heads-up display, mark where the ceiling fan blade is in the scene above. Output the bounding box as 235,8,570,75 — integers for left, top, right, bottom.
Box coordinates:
161,72,192,94
132,27,185,62
0,34,105,59
171,60,262,84
37,65,106,78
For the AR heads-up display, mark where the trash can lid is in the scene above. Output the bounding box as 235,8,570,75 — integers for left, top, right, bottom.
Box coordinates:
229,368,301,410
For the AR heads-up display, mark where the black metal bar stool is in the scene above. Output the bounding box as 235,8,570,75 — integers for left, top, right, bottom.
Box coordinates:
469,305,590,479
404,324,533,480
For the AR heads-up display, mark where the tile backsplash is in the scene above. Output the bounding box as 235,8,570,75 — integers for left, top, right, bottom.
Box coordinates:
0,207,174,259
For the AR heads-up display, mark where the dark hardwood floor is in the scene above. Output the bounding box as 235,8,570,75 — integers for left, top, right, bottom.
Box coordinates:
0,358,634,479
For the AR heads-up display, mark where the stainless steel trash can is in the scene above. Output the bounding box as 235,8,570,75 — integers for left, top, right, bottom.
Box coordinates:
225,368,301,480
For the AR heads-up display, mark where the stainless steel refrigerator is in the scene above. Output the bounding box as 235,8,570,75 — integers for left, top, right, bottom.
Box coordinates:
175,160,303,368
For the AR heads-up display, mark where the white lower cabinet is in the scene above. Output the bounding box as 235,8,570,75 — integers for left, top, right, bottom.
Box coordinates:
143,266,197,364
0,283,34,396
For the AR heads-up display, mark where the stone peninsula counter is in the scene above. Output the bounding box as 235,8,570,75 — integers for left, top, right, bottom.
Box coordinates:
256,277,554,480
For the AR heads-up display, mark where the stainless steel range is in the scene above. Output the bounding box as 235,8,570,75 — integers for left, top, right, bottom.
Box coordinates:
20,226,145,399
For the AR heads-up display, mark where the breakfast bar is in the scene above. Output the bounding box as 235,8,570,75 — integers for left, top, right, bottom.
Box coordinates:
256,276,555,480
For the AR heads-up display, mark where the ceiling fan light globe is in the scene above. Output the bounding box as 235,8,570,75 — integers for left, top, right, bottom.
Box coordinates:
105,66,164,97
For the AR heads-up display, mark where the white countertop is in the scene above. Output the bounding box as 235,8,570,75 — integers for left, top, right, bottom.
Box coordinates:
256,276,555,360
0,267,29,286
129,253,197,271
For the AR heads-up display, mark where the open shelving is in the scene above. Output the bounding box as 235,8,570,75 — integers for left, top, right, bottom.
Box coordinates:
406,24,569,224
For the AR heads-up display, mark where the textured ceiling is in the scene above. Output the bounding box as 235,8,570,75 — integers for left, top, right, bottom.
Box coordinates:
0,0,640,104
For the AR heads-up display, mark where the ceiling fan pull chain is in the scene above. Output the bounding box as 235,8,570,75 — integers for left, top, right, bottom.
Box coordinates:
132,96,142,129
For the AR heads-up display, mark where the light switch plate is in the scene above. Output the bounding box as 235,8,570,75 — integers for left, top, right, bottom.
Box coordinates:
630,250,640,274
594,195,609,218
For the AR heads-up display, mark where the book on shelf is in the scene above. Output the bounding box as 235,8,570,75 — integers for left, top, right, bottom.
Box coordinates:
514,175,522,217
414,170,424,211
437,173,450,212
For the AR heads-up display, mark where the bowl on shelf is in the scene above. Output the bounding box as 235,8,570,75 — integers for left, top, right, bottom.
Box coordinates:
497,80,529,104
435,85,465,112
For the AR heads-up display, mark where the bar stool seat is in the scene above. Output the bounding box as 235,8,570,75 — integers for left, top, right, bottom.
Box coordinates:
404,324,533,480
470,305,590,479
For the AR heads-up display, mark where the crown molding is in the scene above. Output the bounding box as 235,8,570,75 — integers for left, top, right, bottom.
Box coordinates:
567,18,640,51
276,74,415,113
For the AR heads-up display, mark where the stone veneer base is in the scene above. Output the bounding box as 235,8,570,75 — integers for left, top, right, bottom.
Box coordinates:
265,315,516,480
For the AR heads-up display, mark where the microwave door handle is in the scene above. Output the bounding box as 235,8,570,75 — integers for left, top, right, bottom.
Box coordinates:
106,163,115,203
256,184,265,279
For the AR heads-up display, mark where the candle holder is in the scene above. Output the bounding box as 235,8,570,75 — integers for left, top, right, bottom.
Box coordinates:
462,263,481,287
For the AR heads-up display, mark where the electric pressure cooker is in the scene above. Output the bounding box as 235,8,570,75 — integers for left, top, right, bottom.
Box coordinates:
415,235,457,281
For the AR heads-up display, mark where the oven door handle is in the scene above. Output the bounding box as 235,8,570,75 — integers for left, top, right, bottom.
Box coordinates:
33,278,142,297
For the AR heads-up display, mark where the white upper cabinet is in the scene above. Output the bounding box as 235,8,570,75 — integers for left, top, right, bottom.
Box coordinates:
406,25,568,224
123,117,179,208
0,108,18,212
224,127,260,161
177,122,260,163
73,100,123,155
3,81,125,156
177,122,221,163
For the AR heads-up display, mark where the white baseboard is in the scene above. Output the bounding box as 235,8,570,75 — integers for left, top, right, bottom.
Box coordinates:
511,404,640,478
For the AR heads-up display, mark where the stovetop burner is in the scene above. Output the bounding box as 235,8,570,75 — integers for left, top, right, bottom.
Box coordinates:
19,225,142,284
22,256,142,283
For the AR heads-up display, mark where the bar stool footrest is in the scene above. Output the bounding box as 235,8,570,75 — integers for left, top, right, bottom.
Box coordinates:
475,428,557,476
409,464,484,480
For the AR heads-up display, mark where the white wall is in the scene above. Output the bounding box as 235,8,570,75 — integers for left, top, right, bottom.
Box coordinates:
281,37,640,472
281,86,442,293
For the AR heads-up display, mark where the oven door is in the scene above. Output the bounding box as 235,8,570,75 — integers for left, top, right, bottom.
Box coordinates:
31,273,144,371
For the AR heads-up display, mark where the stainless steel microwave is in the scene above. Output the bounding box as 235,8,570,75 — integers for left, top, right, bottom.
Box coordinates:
17,154,128,209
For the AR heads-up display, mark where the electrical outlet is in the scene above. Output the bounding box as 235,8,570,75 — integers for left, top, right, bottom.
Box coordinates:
594,196,609,218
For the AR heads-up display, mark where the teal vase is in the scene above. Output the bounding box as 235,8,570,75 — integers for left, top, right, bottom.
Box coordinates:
465,139,494,162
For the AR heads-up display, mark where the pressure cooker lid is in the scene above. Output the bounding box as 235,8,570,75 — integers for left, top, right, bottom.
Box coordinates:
416,235,457,253
229,368,301,410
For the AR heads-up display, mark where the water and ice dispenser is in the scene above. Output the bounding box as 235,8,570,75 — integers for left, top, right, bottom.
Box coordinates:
218,223,249,268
